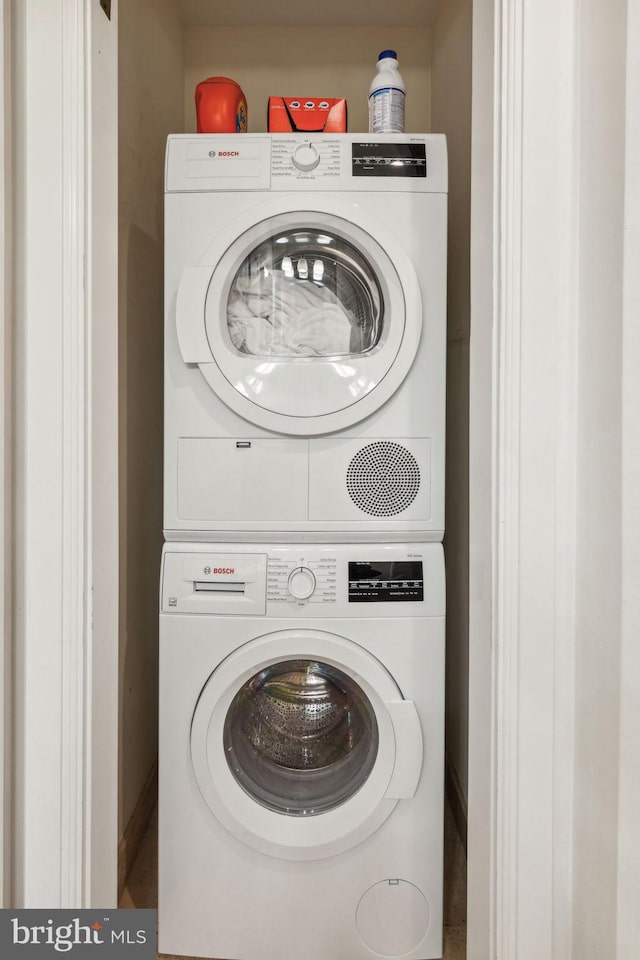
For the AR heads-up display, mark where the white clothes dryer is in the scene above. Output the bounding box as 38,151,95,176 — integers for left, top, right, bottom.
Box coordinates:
164,134,447,542
158,541,445,960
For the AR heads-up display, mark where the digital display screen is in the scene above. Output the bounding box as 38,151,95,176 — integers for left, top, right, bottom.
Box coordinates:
348,561,424,602
352,142,427,178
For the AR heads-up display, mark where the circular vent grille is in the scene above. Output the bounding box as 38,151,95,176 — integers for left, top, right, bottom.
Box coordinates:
346,442,421,517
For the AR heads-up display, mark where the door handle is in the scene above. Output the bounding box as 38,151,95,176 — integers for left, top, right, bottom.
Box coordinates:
176,265,213,363
384,700,423,799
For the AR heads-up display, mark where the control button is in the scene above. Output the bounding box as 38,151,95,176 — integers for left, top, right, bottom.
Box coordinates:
292,142,320,172
287,566,317,600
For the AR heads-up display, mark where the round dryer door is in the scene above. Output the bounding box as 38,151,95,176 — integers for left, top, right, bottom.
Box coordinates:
175,196,422,436
190,630,423,861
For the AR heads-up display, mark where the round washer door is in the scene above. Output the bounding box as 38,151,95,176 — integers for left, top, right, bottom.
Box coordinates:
190,630,423,861
175,195,422,436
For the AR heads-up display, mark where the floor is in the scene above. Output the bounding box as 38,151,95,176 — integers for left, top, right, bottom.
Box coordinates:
120,800,467,960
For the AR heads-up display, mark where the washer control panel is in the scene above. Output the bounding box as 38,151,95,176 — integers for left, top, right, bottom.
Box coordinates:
268,555,337,605
161,544,443,618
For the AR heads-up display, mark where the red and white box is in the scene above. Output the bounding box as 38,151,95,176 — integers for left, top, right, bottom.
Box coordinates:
267,97,347,133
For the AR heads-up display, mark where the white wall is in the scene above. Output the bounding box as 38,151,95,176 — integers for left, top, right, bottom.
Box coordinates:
431,0,472,811
118,0,184,836
183,27,431,134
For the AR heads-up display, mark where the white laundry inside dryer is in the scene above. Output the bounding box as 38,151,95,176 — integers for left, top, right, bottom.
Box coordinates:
228,274,353,356
226,228,383,358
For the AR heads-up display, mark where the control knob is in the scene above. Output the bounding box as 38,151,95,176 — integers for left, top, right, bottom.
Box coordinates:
292,142,320,172
287,566,316,600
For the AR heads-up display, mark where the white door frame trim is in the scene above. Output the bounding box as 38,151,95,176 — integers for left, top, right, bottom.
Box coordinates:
59,0,89,905
0,0,12,908
469,0,580,957
12,0,118,906
616,0,640,953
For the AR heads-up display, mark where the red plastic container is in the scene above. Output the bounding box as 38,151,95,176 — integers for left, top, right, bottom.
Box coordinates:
195,77,248,134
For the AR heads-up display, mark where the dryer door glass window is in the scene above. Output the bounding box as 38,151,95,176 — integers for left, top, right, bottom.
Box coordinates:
223,659,379,816
198,208,421,430
227,230,383,359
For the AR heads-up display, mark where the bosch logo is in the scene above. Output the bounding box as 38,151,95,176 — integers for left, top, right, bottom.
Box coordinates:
213,567,235,575
208,150,240,158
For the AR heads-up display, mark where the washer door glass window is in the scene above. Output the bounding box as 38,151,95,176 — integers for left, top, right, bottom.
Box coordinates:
227,230,383,359
223,659,379,816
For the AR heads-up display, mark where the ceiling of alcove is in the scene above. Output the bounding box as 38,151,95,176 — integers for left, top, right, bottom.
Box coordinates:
176,0,441,27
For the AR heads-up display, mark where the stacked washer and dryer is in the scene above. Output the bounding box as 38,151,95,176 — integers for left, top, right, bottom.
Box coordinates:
159,133,448,960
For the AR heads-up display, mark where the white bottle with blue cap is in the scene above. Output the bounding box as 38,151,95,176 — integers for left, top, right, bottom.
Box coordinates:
368,49,405,133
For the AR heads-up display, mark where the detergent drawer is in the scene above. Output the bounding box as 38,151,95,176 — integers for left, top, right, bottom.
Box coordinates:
161,551,267,615
176,437,309,523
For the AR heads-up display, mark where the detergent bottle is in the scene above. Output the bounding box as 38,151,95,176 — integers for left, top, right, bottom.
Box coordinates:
368,50,405,134
195,76,248,133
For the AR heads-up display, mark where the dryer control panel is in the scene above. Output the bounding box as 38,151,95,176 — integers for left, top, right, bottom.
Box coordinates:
165,133,447,194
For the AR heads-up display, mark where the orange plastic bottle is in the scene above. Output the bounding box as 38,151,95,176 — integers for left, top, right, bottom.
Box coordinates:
195,77,248,134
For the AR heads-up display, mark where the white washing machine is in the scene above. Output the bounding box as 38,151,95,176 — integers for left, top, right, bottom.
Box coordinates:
158,541,445,960
164,133,447,542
